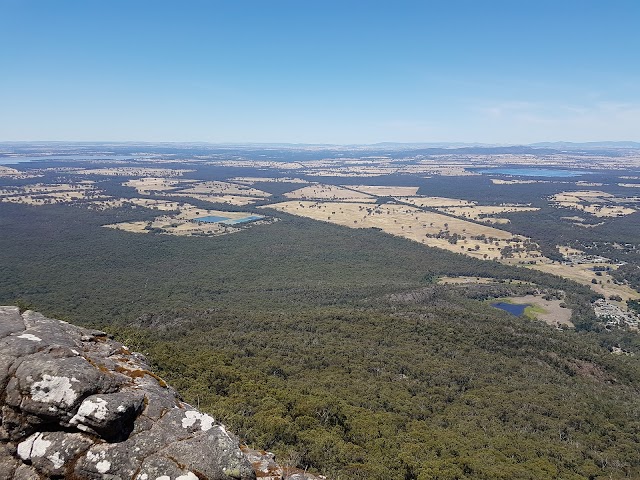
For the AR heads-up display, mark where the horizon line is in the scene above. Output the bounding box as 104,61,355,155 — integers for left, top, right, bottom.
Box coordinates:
2,140,640,148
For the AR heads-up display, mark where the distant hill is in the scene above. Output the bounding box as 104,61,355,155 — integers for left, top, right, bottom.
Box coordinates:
530,141,640,149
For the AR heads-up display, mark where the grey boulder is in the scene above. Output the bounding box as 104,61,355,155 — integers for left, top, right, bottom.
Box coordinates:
0,306,255,480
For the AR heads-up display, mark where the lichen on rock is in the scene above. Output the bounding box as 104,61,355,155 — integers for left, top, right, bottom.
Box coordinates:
0,306,256,480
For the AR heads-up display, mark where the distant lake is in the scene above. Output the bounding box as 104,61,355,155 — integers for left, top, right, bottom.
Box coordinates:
0,154,136,165
492,302,529,316
476,168,592,177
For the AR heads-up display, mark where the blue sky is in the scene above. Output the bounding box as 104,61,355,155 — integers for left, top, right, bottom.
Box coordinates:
1,0,639,143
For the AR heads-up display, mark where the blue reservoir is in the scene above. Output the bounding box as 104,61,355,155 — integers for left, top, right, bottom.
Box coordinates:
492,302,529,316
195,215,230,223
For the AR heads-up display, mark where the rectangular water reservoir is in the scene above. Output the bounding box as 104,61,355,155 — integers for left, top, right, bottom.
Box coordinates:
222,215,263,225
195,215,230,223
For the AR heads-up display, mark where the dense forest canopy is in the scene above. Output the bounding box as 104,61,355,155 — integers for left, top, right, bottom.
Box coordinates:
1,146,640,479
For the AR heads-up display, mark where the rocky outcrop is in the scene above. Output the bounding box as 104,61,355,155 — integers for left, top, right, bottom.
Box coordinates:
241,447,325,480
0,306,255,479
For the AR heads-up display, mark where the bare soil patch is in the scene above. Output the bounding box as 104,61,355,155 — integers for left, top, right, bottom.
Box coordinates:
506,295,573,328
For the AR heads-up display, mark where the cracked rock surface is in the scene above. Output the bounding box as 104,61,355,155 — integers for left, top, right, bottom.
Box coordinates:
0,306,255,480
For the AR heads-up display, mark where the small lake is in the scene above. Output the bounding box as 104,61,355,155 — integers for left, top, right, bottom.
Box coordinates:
196,215,229,223
476,168,592,177
492,302,529,316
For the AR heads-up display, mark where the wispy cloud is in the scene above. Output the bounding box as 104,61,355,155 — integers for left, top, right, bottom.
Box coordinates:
470,99,640,142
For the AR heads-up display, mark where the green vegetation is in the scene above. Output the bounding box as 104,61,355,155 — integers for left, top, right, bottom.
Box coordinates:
488,297,547,320
114,297,640,480
0,202,597,325
1,170,639,479
523,303,547,319
628,299,640,315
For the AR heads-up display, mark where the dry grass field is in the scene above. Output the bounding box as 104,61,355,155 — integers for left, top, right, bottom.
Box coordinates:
397,196,476,207
553,191,613,202
90,198,184,211
557,245,584,256
437,276,536,286
104,202,266,237
0,195,77,206
120,198,183,211
435,205,539,221
88,199,132,210
414,165,480,176
438,276,500,285
230,177,308,185
0,183,94,196
123,179,273,205
284,184,376,202
522,245,640,304
560,216,605,228
0,176,269,237
350,185,420,196
0,166,19,176
161,193,265,206
3,157,640,329
571,204,635,218
123,177,194,194
482,218,512,225
0,166,41,178
103,221,150,233
529,262,640,302
264,200,543,262
174,180,268,197
301,167,391,177
389,200,543,224
551,190,636,217
103,217,230,236
560,216,587,223
0,182,102,206
41,191,105,201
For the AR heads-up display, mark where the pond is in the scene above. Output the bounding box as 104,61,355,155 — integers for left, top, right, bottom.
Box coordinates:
491,302,529,316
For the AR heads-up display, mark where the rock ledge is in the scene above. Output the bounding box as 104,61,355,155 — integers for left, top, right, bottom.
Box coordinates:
0,306,255,480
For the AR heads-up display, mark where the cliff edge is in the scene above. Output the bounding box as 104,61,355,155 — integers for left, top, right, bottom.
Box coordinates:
0,305,256,479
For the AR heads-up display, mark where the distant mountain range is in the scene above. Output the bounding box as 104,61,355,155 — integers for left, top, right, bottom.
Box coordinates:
2,141,640,158
529,141,640,149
